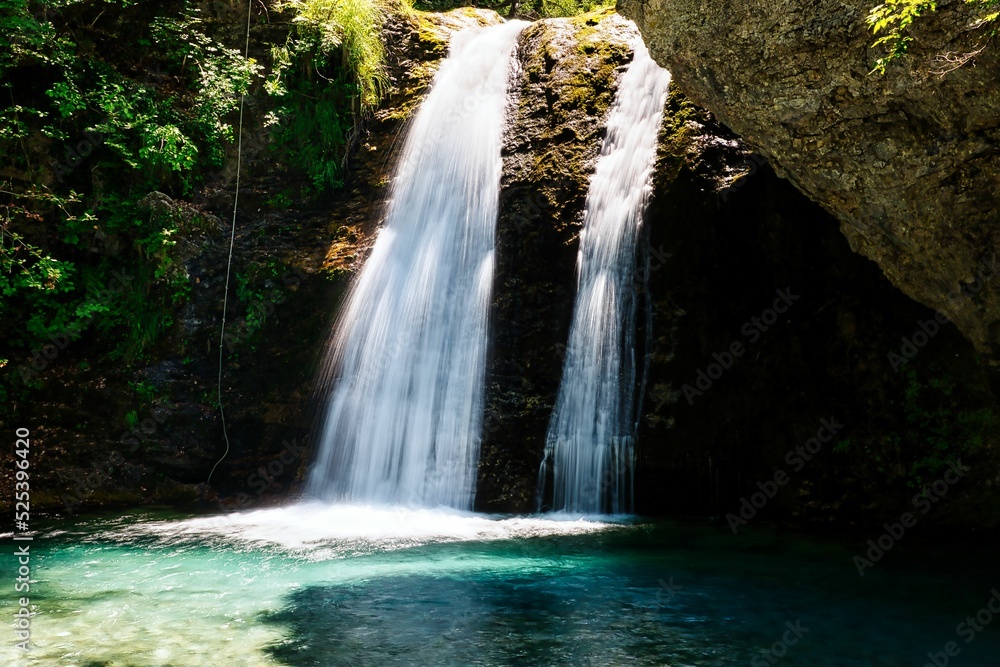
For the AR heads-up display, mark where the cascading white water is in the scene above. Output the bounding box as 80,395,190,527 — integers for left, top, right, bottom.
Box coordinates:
308,21,527,509
538,40,671,514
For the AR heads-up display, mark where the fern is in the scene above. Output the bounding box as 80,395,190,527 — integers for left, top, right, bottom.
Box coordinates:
278,0,389,111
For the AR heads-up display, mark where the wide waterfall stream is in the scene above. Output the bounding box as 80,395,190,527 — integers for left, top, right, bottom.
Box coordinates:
307,21,527,509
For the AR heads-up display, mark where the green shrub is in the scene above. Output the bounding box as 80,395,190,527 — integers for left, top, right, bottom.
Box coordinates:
412,0,602,18
279,0,388,109
0,0,259,382
265,0,394,193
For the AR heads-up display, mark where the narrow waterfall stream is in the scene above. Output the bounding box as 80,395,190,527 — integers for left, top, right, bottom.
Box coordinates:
539,41,671,514
307,21,527,509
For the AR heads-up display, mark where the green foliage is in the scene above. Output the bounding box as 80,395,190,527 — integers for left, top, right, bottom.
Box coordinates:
78,9,260,190
534,0,603,18
129,379,157,401
264,0,395,193
1,188,92,348
267,69,353,192
148,11,261,166
1,1,225,184
0,0,392,395
232,259,291,350
265,191,294,208
893,368,997,485
1,228,74,295
1,0,258,183
868,0,998,73
867,0,937,73
0,0,259,387
0,0,75,76
279,0,388,110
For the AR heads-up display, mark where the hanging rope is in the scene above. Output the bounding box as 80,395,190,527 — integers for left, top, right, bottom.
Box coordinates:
207,0,254,488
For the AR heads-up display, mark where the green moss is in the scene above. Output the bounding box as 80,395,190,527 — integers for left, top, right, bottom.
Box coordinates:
562,39,629,116
659,87,698,151
381,55,441,121
558,12,631,115
380,10,491,123
652,87,701,184
512,14,636,188
413,12,450,56
890,366,998,487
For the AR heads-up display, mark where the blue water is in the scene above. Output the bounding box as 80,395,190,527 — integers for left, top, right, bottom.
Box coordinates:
3,506,999,666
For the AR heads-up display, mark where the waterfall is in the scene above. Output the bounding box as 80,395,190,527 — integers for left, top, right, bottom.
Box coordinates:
308,20,528,509
538,40,671,514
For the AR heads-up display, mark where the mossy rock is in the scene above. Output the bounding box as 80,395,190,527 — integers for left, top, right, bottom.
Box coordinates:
378,8,505,123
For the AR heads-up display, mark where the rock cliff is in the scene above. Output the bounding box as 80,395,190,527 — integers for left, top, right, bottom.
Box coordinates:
619,0,1000,355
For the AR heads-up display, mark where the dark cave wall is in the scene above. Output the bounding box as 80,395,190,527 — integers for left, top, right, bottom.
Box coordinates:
637,151,1000,527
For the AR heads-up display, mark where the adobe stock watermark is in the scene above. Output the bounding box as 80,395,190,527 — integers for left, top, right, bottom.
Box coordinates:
682,288,800,405
888,312,949,372
921,588,1000,667
633,243,672,295
726,417,844,534
852,460,970,576
888,256,997,372
49,129,106,182
655,577,683,605
13,427,34,652
750,619,810,666
509,186,554,235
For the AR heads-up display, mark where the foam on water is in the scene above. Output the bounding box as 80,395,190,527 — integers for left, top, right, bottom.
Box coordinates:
0,506,619,667
109,503,619,556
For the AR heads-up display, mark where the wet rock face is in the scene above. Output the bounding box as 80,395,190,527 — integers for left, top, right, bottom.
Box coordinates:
20,4,999,526
618,0,1000,355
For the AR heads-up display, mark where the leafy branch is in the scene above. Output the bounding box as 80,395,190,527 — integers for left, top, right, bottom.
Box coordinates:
868,0,999,73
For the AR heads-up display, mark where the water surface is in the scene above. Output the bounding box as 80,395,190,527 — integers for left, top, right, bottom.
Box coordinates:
3,506,998,666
